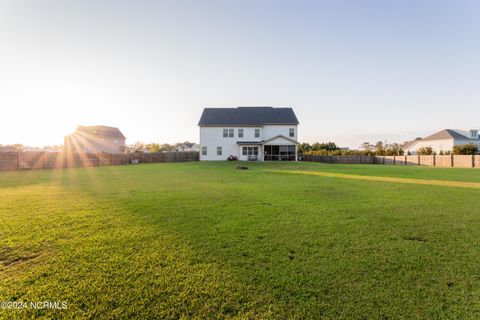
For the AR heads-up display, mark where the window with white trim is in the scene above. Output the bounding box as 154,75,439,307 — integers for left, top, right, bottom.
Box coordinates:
242,146,259,156
201,146,207,156
289,128,295,137
223,128,234,138
254,129,260,138
238,129,243,138
217,146,222,156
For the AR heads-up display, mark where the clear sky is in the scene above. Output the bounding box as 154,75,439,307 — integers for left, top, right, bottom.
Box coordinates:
1,0,479,148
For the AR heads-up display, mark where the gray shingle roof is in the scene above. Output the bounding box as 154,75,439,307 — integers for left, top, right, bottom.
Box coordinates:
402,140,417,150
422,129,472,141
198,107,299,126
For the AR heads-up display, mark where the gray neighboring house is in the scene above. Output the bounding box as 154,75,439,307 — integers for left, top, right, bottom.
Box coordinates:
65,125,126,154
404,129,480,154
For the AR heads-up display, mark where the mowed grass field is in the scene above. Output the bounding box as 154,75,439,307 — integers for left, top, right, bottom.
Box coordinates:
1,162,480,319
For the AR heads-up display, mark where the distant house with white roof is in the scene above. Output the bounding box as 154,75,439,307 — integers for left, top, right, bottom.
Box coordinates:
404,129,480,154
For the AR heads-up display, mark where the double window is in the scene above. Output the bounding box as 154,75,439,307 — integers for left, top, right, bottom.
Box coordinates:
242,146,259,156
238,129,243,138
217,146,222,156
289,128,295,137
223,128,234,138
201,146,207,156
254,129,260,138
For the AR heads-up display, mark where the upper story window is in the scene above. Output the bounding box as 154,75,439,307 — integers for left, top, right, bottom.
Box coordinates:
254,129,260,138
201,146,207,156
289,128,295,137
223,128,234,138
238,129,243,138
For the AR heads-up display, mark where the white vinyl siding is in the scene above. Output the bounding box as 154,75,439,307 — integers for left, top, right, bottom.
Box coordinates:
199,125,297,161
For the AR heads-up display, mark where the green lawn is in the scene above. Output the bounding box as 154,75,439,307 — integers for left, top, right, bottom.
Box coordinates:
1,162,480,319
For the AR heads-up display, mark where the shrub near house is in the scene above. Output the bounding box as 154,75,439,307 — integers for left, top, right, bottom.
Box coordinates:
417,147,434,155
452,143,478,155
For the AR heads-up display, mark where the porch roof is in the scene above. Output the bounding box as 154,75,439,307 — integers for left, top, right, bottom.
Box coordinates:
237,141,263,145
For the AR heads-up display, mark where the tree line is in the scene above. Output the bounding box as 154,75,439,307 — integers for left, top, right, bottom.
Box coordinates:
0,144,63,152
299,141,480,156
415,144,478,155
299,141,404,156
127,141,197,153
0,142,197,153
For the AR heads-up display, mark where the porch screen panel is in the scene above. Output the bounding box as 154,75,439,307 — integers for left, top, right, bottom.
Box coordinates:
264,145,295,161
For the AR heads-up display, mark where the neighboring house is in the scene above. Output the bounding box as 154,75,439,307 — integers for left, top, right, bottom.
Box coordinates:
175,142,199,152
64,125,126,154
404,129,480,154
198,106,299,161
190,143,200,152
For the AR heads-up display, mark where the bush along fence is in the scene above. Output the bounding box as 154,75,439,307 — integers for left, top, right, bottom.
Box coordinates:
0,151,199,171
301,154,480,168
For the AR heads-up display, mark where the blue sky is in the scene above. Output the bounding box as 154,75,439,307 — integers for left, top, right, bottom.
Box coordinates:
1,0,479,148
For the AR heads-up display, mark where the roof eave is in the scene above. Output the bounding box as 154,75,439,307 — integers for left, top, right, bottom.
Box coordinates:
199,123,299,127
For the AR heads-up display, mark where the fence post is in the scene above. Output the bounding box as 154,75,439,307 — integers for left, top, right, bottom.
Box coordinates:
17,151,20,170
111,153,114,166
451,154,454,167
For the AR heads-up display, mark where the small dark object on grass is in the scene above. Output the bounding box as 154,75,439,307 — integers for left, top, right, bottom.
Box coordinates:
237,165,248,170
227,155,238,161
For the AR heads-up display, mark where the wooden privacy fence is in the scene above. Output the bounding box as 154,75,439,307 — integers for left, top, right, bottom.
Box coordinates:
302,154,480,168
0,151,199,171
301,155,376,164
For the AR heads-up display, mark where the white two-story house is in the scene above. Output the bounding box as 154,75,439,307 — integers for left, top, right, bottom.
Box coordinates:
198,106,299,161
